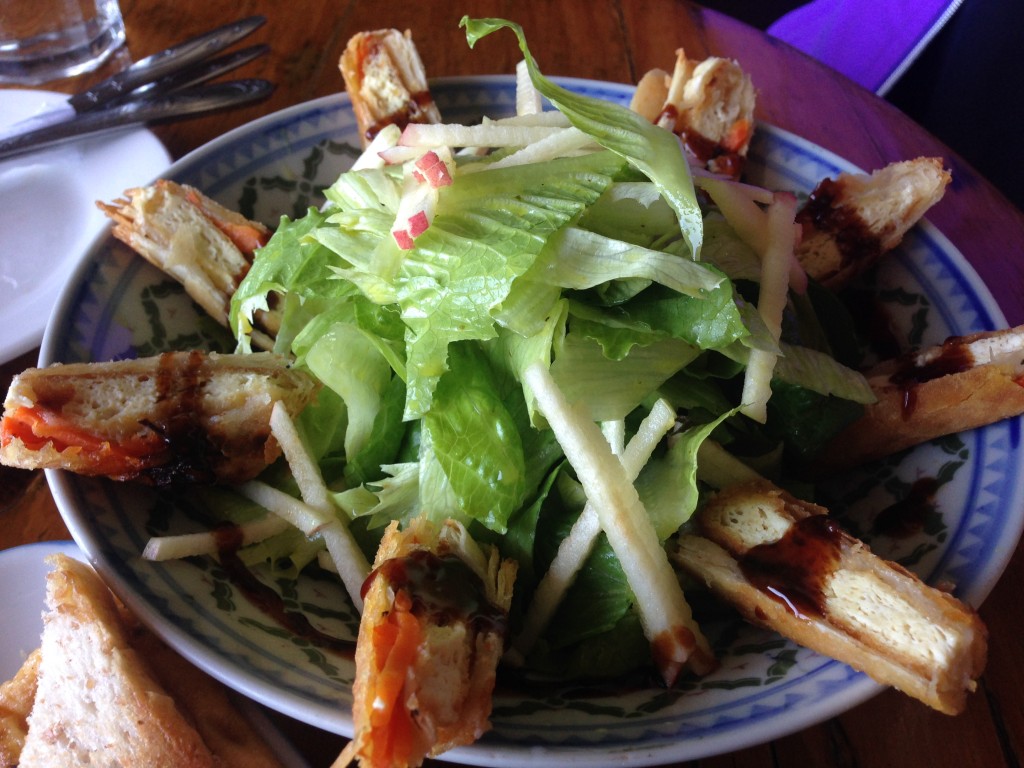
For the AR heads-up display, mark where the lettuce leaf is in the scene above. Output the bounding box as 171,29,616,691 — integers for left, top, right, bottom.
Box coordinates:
535,226,722,297
550,330,699,422
394,151,627,417
421,342,528,532
230,207,356,351
636,409,739,539
462,16,704,260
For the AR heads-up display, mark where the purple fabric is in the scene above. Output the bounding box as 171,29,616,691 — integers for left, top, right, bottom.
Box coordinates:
767,0,964,93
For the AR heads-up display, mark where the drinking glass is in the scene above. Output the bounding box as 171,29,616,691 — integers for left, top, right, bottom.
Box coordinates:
0,0,125,85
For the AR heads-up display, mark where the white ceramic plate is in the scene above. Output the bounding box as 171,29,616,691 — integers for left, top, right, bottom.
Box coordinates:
0,89,171,364
0,540,85,681
42,77,1024,766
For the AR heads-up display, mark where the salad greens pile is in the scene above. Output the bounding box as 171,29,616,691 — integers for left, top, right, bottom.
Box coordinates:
223,17,874,678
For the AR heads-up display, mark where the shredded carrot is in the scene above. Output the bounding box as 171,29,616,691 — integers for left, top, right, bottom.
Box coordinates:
212,219,269,255
0,406,163,474
184,188,269,255
364,589,425,768
722,118,753,153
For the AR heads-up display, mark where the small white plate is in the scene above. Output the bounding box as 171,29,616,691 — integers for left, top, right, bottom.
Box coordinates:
0,89,171,364
0,540,85,680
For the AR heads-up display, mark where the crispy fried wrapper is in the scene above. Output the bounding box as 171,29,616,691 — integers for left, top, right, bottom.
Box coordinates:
334,517,516,768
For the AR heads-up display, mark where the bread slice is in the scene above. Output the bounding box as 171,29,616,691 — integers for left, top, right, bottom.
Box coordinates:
815,324,1024,471
671,480,987,715
345,517,516,768
339,29,442,147
0,351,318,485
18,554,216,767
795,157,950,289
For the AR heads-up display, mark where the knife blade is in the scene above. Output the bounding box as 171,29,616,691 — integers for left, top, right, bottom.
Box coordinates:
68,15,266,111
0,79,274,162
129,44,270,99
0,16,266,142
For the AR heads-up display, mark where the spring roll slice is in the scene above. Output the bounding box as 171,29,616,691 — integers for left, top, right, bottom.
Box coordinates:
671,480,987,715
344,517,516,768
0,351,318,485
339,29,442,147
18,555,217,768
0,649,40,765
97,180,279,349
795,157,950,290
631,49,756,178
815,324,1024,471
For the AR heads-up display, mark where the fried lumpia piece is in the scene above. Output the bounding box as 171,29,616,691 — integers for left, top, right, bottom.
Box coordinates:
0,351,318,485
98,180,278,349
671,480,987,715
13,555,286,768
339,29,442,147
795,157,950,290
631,48,756,178
336,517,516,768
815,324,1024,472
18,555,218,768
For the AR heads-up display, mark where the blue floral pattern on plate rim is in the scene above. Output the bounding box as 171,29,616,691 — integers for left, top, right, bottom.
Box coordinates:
42,77,1024,767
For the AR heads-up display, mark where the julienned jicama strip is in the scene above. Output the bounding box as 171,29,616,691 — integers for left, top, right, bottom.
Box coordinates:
524,362,716,682
266,401,371,611
508,398,677,661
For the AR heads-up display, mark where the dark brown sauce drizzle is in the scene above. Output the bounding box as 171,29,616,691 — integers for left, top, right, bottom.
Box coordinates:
797,178,883,267
683,130,743,178
651,105,743,176
889,336,977,419
891,335,976,386
27,351,221,485
363,550,507,636
358,35,437,141
138,351,218,484
364,90,437,142
32,380,77,412
655,103,680,129
737,515,845,619
214,524,355,656
873,477,939,539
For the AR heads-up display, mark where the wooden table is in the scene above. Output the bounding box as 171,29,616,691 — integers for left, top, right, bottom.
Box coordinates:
2,2,1022,766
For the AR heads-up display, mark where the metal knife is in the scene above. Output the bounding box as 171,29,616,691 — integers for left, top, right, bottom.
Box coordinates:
0,15,266,142
0,79,274,161
127,43,269,99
